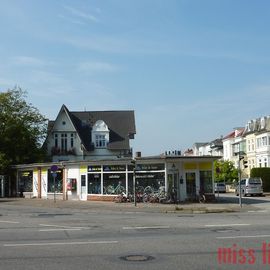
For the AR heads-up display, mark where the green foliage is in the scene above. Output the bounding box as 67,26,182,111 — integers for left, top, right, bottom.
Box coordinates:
0,87,47,173
250,167,270,192
214,160,238,184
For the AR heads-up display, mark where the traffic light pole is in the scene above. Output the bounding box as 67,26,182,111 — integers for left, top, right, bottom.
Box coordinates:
238,155,243,208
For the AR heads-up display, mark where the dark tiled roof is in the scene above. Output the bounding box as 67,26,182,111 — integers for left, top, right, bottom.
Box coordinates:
210,138,223,148
63,106,136,151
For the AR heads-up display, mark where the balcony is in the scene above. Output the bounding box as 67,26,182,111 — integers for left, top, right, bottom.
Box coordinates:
51,147,76,156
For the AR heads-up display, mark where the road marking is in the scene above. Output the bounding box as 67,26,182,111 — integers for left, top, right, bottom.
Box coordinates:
217,235,270,239
4,240,118,247
205,224,250,227
39,224,88,229
0,221,20,224
248,210,267,213
123,226,170,230
39,228,81,232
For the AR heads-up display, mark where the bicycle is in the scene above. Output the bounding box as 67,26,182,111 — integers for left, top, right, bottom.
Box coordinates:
114,192,131,203
104,184,126,195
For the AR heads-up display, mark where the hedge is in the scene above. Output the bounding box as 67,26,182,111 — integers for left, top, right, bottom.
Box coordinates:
250,168,270,192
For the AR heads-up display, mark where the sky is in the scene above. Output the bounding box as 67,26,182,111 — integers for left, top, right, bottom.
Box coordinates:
1,0,270,156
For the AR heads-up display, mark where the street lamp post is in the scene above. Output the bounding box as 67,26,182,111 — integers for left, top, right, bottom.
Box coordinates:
131,158,137,207
133,169,136,207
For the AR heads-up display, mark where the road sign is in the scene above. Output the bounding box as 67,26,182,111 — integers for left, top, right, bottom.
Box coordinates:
50,165,58,172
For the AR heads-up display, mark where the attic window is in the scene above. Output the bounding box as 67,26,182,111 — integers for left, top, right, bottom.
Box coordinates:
92,120,109,149
95,134,106,148
62,121,66,125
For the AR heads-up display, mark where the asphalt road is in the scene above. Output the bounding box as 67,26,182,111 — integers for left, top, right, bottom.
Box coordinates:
1,195,270,270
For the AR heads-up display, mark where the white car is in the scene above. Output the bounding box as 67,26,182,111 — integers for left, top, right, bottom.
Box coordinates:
214,183,226,193
235,178,263,196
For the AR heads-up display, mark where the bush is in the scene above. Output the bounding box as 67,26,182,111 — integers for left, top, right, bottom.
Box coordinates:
250,168,270,192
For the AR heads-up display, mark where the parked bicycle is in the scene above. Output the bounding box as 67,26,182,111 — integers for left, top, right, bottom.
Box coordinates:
197,190,216,203
114,192,132,203
104,183,126,195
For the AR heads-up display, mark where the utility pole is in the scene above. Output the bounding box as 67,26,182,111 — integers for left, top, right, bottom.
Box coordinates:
238,155,243,208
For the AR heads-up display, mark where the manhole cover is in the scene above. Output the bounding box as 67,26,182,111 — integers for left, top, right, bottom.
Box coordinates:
120,255,155,262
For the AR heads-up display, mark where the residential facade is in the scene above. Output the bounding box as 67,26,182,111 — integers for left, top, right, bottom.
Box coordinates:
188,138,223,157
243,116,270,174
220,115,270,176
45,105,136,162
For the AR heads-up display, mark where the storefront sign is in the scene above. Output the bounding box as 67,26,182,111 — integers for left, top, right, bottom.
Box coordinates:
108,174,121,179
136,163,165,171
136,174,155,179
88,165,102,172
103,165,126,171
21,171,32,177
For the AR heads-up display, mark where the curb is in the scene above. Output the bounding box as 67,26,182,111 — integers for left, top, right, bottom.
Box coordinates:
0,198,260,214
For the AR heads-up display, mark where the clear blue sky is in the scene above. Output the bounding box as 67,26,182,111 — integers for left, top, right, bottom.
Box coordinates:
1,0,270,156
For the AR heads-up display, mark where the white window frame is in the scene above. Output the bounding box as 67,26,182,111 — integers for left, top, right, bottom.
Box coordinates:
95,134,107,148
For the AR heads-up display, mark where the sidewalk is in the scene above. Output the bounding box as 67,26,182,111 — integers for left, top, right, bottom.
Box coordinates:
0,197,259,214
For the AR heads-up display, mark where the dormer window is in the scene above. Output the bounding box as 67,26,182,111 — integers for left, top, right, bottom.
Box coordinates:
92,120,109,149
95,134,106,148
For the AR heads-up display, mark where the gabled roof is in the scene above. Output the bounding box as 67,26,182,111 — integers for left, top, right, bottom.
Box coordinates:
47,105,136,151
209,138,223,149
222,128,244,141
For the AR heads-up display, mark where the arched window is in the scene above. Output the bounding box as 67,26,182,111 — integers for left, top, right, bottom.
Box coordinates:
92,120,109,148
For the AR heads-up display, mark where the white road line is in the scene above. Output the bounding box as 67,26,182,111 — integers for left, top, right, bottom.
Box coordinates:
39,228,81,232
205,224,250,227
0,221,20,224
217,235,270,239
4,241,118,247
39,224,88,229
123,226,170,230
248,210,267,213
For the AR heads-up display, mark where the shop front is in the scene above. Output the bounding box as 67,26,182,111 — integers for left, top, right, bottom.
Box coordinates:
13,155,219,202
84,161,166,201
135,163,165,195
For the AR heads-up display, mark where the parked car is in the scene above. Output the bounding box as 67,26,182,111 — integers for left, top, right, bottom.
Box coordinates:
214,182,226,193
235,177,263,196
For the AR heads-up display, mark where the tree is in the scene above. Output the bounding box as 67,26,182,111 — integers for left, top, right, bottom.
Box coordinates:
0,87,47,174
251,167,270,192
214,160,238,184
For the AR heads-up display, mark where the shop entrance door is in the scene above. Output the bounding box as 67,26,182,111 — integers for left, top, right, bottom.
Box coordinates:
186,172,196,200
167,173,179,202
80,175,87,200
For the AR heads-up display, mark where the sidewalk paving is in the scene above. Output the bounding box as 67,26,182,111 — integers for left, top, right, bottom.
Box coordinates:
0,197,260,214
